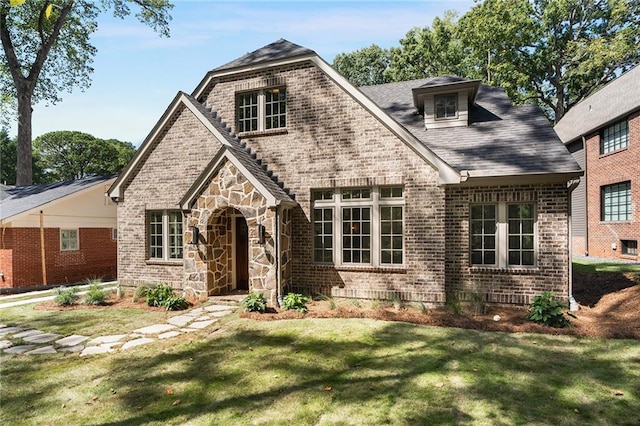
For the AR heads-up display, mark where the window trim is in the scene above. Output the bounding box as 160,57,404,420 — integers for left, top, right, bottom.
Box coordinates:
621,240,638,257
434,93,458,120
60,229,79,252
601,181,631,222
236,86,286,133
147,210,184,261
312,186,404,267
600,119,629,155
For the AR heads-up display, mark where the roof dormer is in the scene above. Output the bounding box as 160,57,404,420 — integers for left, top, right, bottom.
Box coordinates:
412,76,481,129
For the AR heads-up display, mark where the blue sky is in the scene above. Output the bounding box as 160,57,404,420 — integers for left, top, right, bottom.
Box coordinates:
9,0,475,145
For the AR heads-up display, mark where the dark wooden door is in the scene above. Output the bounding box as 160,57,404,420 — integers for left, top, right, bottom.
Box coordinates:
235,217,249,290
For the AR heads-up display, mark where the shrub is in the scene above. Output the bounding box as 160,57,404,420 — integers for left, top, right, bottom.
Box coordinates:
282,293,310,313
527,292,571,328
242,292,267,313
146,283,175,307
54,286,79,306
164,295,188,311
84,283,108,306
133,285,149,302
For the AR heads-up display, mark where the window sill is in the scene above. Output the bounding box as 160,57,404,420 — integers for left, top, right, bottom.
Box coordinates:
312,264,407,273
469,266,539,274
238,128,288,138
146,259,183,266
599,147,628,158
599,221,632,224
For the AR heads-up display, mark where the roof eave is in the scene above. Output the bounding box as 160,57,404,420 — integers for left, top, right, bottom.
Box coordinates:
452,170,584,187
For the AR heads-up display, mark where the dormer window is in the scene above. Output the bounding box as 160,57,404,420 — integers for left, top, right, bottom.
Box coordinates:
435,94,457,119
237,87,286,133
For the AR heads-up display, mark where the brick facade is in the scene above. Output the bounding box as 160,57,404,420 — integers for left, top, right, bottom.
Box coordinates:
584,111,640,260
0,227,117,289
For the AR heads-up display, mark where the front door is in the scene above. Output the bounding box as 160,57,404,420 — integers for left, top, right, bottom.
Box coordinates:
235,217,249,290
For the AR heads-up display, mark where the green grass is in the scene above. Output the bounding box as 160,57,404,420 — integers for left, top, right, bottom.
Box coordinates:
1,312,639,425
573,259,640,274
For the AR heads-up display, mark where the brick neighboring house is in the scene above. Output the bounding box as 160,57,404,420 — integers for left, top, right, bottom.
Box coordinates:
108,39,582,307
555,65,640,261
0,175,117,290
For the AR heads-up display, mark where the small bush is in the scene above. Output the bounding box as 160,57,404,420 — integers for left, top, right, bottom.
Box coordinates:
164,295,188,311
146,283,175,307
527,292,571,328
84,283,108,306
54,286,79,306
133,285,149,302
417,301,429,315
282,293,310,313
242,292,267,313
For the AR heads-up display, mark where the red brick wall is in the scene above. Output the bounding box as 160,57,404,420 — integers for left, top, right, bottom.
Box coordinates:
585,111,640,260
0,228,117,289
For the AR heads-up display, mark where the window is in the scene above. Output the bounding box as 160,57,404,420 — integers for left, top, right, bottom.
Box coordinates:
60,229,78,251
312,186,404,266
621,240,638,256
147,210,183,260
601,120,628,154
601,182,631,221
237,87,286,133
470,203,536,267
112,228,118,241
435,94,457,119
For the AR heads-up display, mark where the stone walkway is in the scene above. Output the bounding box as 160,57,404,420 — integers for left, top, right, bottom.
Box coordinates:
0,304,236,356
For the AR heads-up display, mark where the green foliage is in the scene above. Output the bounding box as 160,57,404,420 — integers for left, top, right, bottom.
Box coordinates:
54,286,79,306
84,282,108,306
527,292,571,328
241,292,267,313
164,295,188,311
391,292,404,310
132,285,149,302
282,293,310,313
333,44,393,86
146,283,175,307
0,127,46,185
33,131,136,182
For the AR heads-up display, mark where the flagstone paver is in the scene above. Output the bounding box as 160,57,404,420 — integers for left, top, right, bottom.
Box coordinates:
0,327,22,337
0,340,13,350
80,346,112,356
86,334,128,346
58,344,85,353
210,310,234,317
187,319,217,330
4,345,36,354
13,329,43,339
134,324,176,335
24,333,62,344
158,331,181,339
56,335,89,347
26,346,57,355
204,305,236,312
121,338,155,350
167,315,194,327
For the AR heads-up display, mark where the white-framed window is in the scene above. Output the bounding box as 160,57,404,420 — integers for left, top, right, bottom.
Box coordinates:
111,228,118,241
237,87,286,133
621,240,638,256
60,229,79,251
147,210,183,260
434,93,457,119
601,181,631,222
600,120,628,154
312,186,404,266
470,202,536,268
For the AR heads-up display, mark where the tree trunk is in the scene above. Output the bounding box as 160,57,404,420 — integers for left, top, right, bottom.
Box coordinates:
16,90,33,186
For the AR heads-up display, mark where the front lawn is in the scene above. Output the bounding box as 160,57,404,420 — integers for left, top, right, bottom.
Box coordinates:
573,259,640,274
1,310,639,425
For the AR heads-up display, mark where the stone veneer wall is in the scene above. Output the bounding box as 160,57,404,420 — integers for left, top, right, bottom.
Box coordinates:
201,63,447,304
444,183,571,306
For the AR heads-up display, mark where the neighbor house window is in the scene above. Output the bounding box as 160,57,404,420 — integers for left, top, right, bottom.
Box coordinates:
435,94,457,119
601,182,631,221
60,229,79,251
312,186,404,266
600,120,628,154
470,203,536,267
237,87,286,133
147,210,183,260
621,240,638,256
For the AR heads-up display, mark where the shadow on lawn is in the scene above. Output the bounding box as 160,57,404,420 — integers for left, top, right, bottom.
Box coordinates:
103,320,640,425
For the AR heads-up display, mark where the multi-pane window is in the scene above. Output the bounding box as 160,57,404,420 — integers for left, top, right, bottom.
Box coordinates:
508,204,535,266
435,94,457,119
312,186,404,266
60,229,79,251
601,182,631,221
470,203,536,267
621,240,638,256
601,120,629,154
470,205,497,266
236,87,286,133
148,210,183,260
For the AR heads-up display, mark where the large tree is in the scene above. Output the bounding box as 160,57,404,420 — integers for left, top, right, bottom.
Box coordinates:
0,0,172,185
0,126,45,184
333,44,393,86
33,130,136,181
458,0,640,122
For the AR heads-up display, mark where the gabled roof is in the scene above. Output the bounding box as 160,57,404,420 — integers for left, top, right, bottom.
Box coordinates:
555,64,640,144
213,39,314,73
361,79,582,179
1,175,115,222
411,75,481,111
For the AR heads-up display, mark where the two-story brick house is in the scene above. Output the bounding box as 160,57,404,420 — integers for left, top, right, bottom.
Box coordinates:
108,39,582,307
555,65,639,261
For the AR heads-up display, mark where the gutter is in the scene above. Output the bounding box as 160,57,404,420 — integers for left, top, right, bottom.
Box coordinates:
567,178,580,311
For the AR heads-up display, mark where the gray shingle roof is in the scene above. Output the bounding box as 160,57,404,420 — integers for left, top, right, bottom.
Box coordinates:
213,39,314,72
0,175,115,221
361,79,581,177
554,64,640,144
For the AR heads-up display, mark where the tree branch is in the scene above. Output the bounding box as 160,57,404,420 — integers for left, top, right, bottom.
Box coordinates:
0,5,26,89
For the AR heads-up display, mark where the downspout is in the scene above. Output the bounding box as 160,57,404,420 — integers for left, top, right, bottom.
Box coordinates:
275,205,282,307
567,179,580,311
39,210,47,286
582,136,589,257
